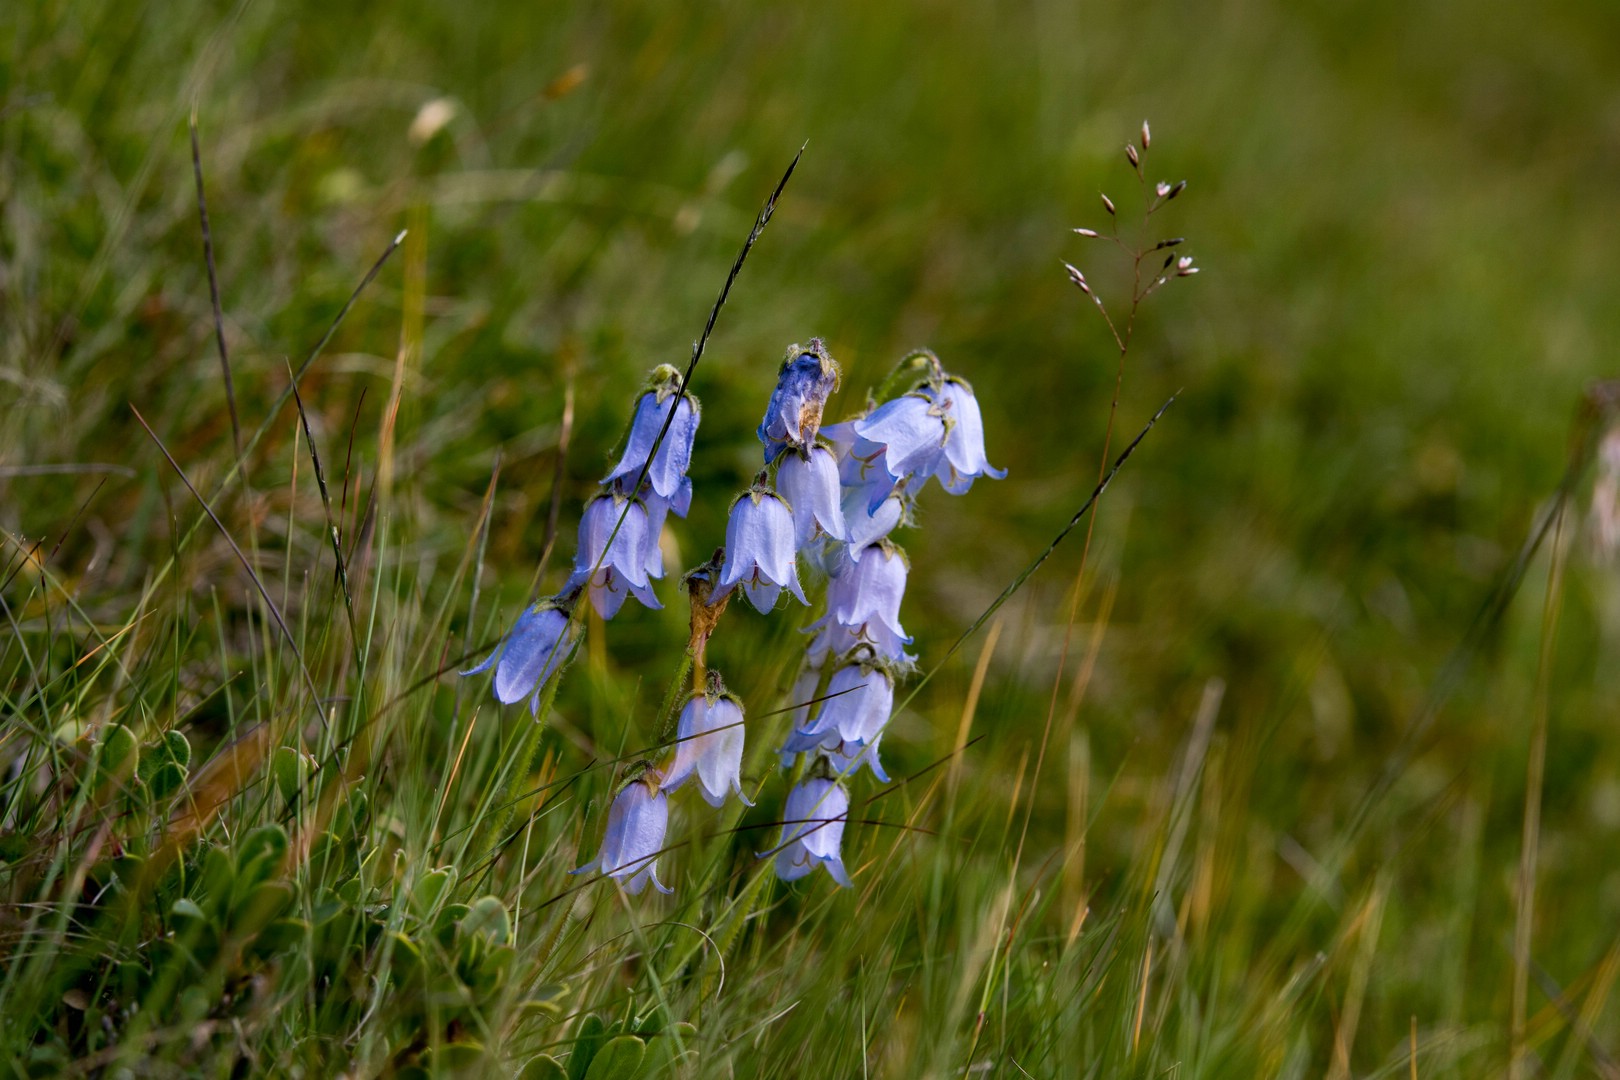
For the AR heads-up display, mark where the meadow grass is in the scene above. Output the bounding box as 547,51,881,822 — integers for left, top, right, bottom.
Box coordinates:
6,0,1620,1076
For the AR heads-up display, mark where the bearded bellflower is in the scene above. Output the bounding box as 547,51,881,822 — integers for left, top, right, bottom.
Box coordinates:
852,376,1004,501
603,364,701,515
770,776,853,886
933,376,1006,495
563,493,662,619
718,484,808,612
776,445,847,549
792,660,895,747
663,681,752,809
758,341,841,463
461,599,579,715
571,774,673,895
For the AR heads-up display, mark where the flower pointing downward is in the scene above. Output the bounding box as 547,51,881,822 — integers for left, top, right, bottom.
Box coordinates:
766,776,853,887
461,599,579,715
718,483,808,613
663,679,752,809
571,773,673,895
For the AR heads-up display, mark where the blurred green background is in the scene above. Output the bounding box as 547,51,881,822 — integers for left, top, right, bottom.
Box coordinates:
6,0,1620,1073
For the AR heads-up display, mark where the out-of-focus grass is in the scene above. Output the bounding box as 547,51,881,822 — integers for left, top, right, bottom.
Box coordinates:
5,0,1620,1075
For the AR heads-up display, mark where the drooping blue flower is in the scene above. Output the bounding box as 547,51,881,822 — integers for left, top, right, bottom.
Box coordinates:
790,660,895,747
853,391,950,490
823,419,898,513
776,445,846,549
571,775,673,895
839,488,905,553
603,366,701,509
461,599,579,715
934,376,1006,495
663,688,752,809
825,542,909,640
770,777,853,886
758,342,841,463
564,493,661,619
850,377,1005,500
718,486,808,613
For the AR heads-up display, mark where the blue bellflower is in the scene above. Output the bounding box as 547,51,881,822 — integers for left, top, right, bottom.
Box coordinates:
603,365,701,510
718,487,808,613
571,775,674,895
770,777,853,886
792,660,895,747
776,445,847,549
823,420,898,513
564,493,661,619
663,689,753,808
461,600,579,715
852,378,1005,500
758,343,841,463
934,376,1006,495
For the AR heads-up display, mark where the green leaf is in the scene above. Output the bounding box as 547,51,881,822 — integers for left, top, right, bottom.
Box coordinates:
97,725,139,784
271,745,311,804
644,1023,697,1074
413,866,456,916
388,930,424,984
160,729,191,770
582,1036,646,1080
235,824,289,889
518,1055,568,1080
231,880,294,935
427,1040,487,1070
460,895,511,945
567,1014,607,1080
146,761,186,801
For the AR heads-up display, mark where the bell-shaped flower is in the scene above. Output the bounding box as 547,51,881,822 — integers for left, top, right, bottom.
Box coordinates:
758,342,841,462
853,391,951,489
840,488,906,554
776,445,846,549
663,687,752,808
826,543,908,640
603,366,701,509
718,486,808,613
824,419,899,512
564,493,661,619
571,774,673,895
934,376,1006,495
461,599,580,715
769,777,852,886
792,660,894,747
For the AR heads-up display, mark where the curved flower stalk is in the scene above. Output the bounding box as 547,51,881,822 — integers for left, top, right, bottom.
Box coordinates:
564,493,662,618
769,775,853,886
663,677,752,808
758,340,841,463
718,483,807,612
460,599,579,715
571,772,673,895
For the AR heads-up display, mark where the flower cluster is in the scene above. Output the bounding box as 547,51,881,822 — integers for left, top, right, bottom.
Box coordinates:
461,365,699,707
466,340,1002,897
768,346,1002,882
